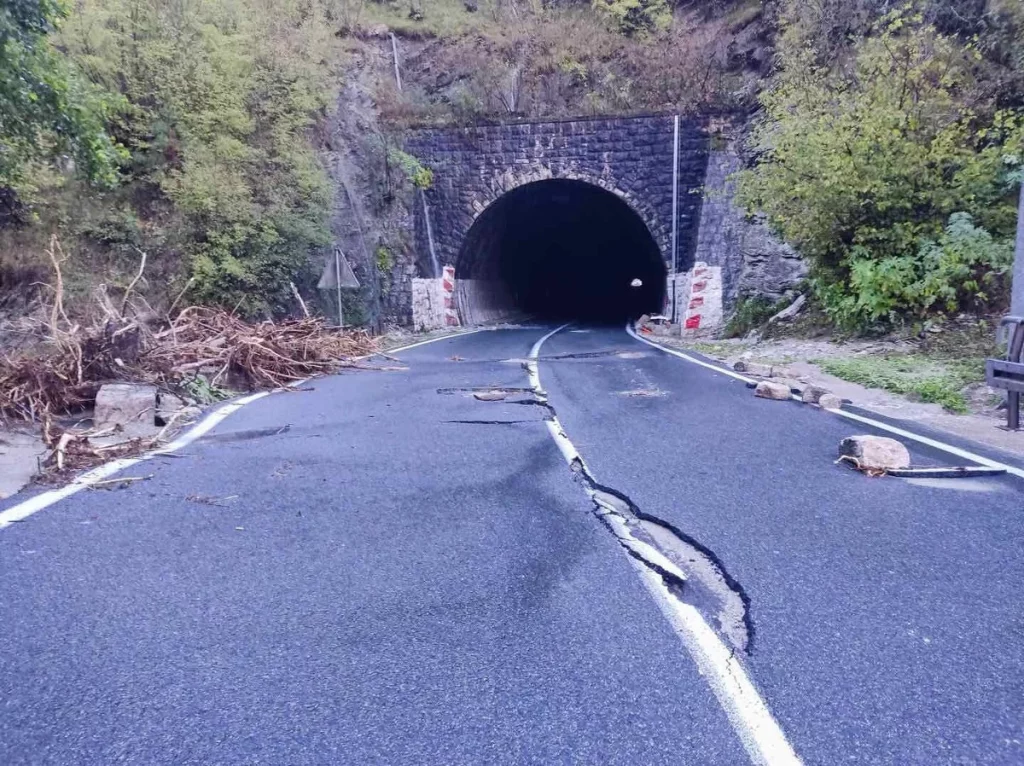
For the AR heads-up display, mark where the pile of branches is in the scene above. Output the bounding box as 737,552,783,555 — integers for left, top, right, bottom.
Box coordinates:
0,236,379,423
144,307,377,389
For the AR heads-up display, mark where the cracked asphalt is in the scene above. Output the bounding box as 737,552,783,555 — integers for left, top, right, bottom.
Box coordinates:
2,325,1023,764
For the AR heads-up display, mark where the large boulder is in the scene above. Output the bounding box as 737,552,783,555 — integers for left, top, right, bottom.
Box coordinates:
94,384,157,435
818,394,843,410
801,385,830,404
838,435,910,471
754,380,791,400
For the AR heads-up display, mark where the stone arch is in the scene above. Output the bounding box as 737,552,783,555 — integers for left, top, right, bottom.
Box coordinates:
463,165,672,268
453,176,667,323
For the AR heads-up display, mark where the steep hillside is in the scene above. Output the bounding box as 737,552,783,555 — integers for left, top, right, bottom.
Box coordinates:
0,0,1021,331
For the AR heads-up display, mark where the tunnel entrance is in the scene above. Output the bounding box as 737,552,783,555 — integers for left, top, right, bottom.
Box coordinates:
455,179,666,323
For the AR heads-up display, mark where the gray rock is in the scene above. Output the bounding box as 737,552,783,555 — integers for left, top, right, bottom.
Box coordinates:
819,394,843,410
157,392,187,413
754,380,791,400
838,435,910,471
801,385,830,404
770,365,799,379
734,360,772,377
94,384,158,435
738,217,808,302
474,391,507,402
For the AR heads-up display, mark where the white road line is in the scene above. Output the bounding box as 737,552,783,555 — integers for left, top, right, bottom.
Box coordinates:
0,328,487,530
626,323,1024,481
530,325,802,766
0,391,269,530
372,327,485,357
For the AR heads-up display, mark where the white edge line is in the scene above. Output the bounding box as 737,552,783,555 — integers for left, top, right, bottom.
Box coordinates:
531,324,801,766
627,323,1024,481
0,328,489,529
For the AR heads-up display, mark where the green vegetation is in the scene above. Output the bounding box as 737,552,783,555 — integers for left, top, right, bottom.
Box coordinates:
739,4,1024,332
592,0,671,36
0,0,121,193
388,149,433,190
3,0,1023,335
815,355,986,413
0,0,345,317
58,0,343,316
723,296,785,338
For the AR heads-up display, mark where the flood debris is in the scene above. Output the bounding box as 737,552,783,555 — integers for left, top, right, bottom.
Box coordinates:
187,494,239,507
87,475,153,490
887,465,1006,479
0,237,378,483
1,238,378,425
617,388,667,398
473,390,508,401
637,314,676,337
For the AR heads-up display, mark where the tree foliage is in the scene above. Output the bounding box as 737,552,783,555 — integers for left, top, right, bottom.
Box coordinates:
0,0,120,192
58,0,342,315
591,0,671,36
739,9,1023,329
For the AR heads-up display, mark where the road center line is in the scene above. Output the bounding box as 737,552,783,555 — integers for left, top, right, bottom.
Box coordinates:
528,324,802,766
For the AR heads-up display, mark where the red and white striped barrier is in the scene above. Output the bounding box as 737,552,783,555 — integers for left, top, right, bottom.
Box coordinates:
681,262,723,333
442,265,460,327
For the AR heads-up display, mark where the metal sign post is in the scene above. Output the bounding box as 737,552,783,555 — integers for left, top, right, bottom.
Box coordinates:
1013,182,1024,318
670,114,680,323
335,247,344,327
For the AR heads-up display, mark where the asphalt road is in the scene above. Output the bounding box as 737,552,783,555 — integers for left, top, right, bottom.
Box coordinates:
1,325,1022,764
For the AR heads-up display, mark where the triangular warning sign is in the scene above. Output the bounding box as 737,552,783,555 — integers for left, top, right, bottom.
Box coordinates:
318,247,360,289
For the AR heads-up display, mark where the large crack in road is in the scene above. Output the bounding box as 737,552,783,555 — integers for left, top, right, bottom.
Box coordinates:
445,340,756,655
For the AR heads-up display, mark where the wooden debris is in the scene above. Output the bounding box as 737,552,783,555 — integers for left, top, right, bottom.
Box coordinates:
88,475,153,490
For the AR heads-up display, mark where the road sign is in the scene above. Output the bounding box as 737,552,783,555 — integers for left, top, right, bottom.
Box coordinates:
318,247,360,327
318,247,360,290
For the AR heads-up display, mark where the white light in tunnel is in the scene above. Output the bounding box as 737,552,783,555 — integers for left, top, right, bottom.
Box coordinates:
630,278,643,287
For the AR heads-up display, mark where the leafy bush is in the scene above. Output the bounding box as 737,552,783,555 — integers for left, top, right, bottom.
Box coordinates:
738,10,1024,331
0,0,121,191
828,213,1014,326
58,0,341,317
592,0,670,36
723,295,782,338
389,149,434,189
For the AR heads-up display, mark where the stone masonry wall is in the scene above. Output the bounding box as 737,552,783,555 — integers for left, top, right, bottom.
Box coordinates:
403,116,709,278
692,140,807,313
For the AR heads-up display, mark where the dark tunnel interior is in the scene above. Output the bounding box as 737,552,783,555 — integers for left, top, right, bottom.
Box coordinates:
455,179,667,323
